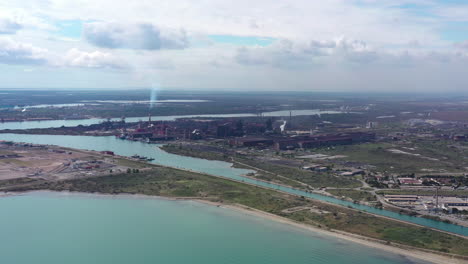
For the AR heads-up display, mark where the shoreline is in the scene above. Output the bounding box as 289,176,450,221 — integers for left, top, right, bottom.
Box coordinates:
160,146,468,230
2,190,467,264
0,108,346,124
148,154,468,238
1,139,467,236
1,140,467,260
214,201,467,264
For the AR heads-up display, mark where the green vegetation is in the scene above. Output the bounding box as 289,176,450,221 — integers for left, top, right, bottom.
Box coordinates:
320,142,465,173
379,227,461,253
5,168,468,256
0,177,43,188
411,140,467,170
236,158,361,188
114,157,151,169
162,144,231,162
327,189,377,202
289,209,467,255
162,144,362,188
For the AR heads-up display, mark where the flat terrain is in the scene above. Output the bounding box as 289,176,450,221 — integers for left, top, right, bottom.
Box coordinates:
0,143,134,181
1,90,468,261
161,143,362,189
160,141,468,226
4,168,467,257
319,141,468,174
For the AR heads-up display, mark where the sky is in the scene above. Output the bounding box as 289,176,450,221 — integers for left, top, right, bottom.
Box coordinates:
1,0,468,92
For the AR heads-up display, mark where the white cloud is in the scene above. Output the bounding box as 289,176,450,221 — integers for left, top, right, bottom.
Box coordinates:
0,0,443,45
64,48,127,69
0,38,127,69
0,18,22,34
1,0,468,92
0,38,48,65
335,38,379,63
235,39,322,68
455,41,468,51
233,36,468,73
235,38,380,68
83,22,189,50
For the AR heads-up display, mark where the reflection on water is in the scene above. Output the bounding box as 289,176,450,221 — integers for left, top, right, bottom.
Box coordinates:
0,109,347,130
0,133,465,236
0,191,431,264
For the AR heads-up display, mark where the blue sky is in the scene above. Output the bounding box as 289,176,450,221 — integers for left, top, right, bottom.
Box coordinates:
208,35,275,46
357,1,468,42
53,19,276,48
55,20,83,39
440,21,468,42
1,0,468,92
53,20,276,46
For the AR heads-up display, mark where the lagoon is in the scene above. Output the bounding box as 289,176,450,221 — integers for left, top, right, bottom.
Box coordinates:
0,109,344,130
0,191,430,264
0,133,466,236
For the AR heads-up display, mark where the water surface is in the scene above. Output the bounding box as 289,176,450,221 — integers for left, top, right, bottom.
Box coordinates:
0,133,466,236
0,109,344,130
0,191,430,264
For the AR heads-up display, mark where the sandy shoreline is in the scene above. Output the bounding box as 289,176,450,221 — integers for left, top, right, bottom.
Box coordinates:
2,190,467,264
210,201,468,264
1,142,467,263
157,147,468,231
4,140,467,234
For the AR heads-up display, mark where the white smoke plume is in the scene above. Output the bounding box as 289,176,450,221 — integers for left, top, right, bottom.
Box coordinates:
150,83,158,108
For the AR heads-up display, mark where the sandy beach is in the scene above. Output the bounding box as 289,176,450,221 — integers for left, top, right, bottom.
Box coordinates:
3,190,466,264
195,199,468,264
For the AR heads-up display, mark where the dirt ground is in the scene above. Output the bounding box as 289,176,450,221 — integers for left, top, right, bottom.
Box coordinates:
0,143,125,180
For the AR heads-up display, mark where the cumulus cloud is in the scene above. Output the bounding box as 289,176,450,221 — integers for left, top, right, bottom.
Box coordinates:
64,48,127,69
3,0,468,91
83,22,189,50
455,41,468,51
335,38,378,63
235,38,379,68
233,37,468,70
0,38,48,65
302,40,336,55
0,38,127,69
0,18,22,34
235,39,324,68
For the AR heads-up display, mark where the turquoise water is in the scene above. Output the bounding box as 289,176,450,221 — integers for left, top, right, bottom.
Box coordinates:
0,133,466,236
0,109,342,130
0,191,430,264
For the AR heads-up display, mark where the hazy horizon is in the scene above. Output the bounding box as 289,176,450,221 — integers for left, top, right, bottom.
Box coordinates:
1,1,468,93
0,87,468,96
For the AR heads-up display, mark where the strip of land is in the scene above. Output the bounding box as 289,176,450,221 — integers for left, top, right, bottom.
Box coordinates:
160,142,468,227
0,155,467,263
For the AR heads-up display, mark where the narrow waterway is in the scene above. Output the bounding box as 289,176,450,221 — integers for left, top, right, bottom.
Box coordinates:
0,133,466,236
0,191,431,264
0,109,343,130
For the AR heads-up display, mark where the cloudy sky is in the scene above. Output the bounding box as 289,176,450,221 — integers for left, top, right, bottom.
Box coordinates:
1,0,468,92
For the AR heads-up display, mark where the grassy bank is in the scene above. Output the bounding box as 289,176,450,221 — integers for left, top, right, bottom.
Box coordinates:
320,142,467,174
161,144,361,189
327,189,377,202
4,168,468,256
